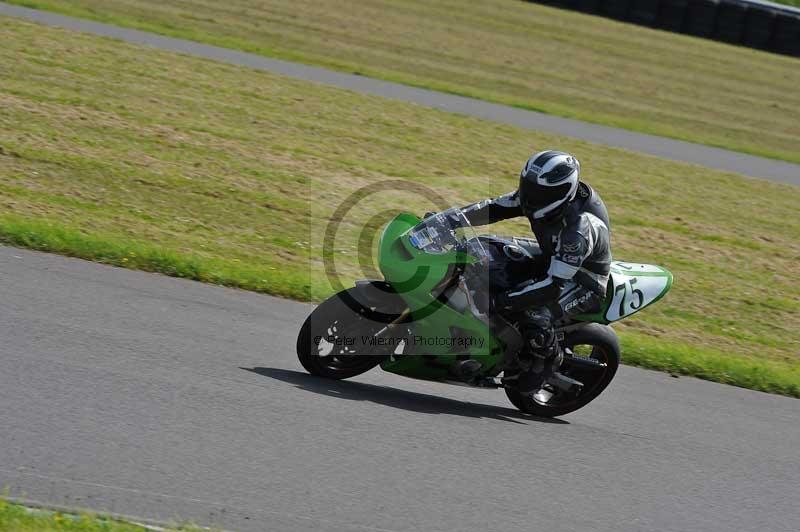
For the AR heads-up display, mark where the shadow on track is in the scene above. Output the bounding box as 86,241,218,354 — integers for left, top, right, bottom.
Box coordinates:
241,367,568,425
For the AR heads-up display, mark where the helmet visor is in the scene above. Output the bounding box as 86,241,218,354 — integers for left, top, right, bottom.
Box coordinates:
540,163,576,184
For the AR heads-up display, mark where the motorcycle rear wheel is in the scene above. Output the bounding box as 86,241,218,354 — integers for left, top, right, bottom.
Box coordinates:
297,287,403,379
505,323,620,418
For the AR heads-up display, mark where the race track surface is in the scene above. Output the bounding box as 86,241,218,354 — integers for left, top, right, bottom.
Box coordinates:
1,2,799,185
1,246,798,532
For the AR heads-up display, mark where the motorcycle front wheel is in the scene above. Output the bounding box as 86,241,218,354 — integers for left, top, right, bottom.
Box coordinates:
505,323,620,418
296,287,403,380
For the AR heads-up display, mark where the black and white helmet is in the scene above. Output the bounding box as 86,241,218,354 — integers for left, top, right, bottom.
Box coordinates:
518,150,580,220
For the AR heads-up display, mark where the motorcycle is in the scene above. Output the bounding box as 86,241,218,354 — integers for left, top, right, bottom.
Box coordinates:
297,207,672,417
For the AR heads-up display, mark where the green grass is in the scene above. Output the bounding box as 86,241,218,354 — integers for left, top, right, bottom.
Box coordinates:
621,332,800,397
6,0,800,164
0,498,204,531
1,18,799,397
0,216,322,299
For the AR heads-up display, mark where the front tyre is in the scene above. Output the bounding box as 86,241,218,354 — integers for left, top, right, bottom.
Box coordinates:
297,287,402,380
506,323,620,418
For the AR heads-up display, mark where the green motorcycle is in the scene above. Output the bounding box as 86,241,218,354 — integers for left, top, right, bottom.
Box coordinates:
297,208,672,417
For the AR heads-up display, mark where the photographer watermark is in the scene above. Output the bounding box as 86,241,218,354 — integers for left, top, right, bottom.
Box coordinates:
313,333,486,355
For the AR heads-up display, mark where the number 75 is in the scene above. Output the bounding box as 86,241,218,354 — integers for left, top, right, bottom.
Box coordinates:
614,278,644,317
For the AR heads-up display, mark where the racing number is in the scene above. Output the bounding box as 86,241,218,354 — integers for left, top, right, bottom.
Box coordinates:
615,277,644,317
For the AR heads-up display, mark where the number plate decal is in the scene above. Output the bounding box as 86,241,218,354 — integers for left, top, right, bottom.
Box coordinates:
605,263,670,322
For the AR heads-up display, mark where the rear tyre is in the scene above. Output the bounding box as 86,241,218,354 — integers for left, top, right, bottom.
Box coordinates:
505,323,620,418
297,287,403,380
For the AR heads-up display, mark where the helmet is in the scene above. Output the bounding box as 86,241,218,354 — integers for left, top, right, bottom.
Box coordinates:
518,150,580,220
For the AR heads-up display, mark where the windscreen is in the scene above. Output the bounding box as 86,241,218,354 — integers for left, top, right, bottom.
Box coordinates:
407,208,489,263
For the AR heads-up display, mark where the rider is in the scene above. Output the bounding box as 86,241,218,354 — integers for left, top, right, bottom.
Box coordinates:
457,150,612,389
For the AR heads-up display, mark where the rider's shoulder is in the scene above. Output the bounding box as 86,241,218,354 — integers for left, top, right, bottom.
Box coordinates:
564,207,605,234
579,181,607,207
574,181,611,230
577,181,593,200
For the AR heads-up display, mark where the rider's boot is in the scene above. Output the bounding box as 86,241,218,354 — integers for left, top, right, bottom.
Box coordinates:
515,343,563,394
513,307,567,394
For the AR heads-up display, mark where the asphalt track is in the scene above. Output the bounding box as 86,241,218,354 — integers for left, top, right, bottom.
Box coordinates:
1,4,799,531
1,246,799,531
1,2,799,185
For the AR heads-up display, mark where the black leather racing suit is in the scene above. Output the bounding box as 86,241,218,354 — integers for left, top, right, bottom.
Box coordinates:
460,182,612,357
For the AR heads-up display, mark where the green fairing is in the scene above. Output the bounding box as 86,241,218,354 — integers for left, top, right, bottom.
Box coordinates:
378,213,502,381
375,213,673,381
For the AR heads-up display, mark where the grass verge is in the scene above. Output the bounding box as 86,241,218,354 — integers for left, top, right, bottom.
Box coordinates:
621,332,800,398
0,216,322,300
1,18,798,397
5,0,800,163
0,498,204,531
